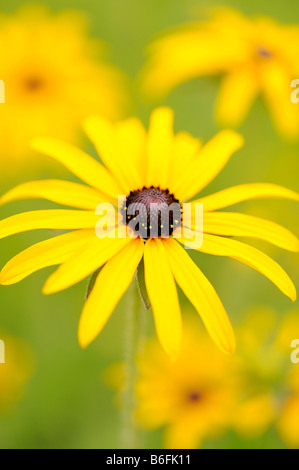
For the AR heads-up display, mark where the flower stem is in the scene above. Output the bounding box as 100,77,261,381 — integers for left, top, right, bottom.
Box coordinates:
120,278,146,449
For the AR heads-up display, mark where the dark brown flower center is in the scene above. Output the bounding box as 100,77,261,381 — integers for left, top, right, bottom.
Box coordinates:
187,391,203,403
256,46,273,59
123,186,181,239
24,77,44,92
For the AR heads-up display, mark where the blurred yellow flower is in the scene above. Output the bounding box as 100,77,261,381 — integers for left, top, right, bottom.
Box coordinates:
135,321,239,449
275,312,299,448
276,367,299,448
0,5,127,165
141,7,299,138
0,107,298,360
0,333,33,411
108,309,299,449
231,308,299,447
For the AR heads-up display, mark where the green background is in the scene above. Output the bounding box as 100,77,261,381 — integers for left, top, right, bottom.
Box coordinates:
0,0,298,449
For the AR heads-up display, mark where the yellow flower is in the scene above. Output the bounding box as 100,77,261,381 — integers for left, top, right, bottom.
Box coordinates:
108,309,298,448
0,6,127,162
230,308,299,447
275,311,299,448
0,333,33,411
134,320,239,449
0,107,298,360
141,7,299,138
277,392,299,448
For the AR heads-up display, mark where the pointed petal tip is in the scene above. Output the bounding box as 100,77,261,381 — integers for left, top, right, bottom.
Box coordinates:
223,340,236,356
283,277,297,302
217,328,236,356
0,268,14,286
150,106,175,124
162,336,182,363
0,187,17,206
283,283,297,302
223,129,245,148
166,348,180,363
158,330,182,363
78,328,92,350
285,233,299,252
290,290,297,303
0,272,7,285
289,189,299,202
78,338,88,349
42,281,57,296
156,105,174,115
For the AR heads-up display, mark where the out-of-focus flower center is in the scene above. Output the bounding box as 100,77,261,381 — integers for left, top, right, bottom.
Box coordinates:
187,391,203,403
23,77,45,92
123,186,182,239
256,46,273,59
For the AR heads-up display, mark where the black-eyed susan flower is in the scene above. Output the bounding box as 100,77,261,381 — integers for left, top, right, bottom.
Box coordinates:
0,6,127,162
0,107,298,360
230,308,299,448
109,309,299,448
141,7,299,138
109,319,240,449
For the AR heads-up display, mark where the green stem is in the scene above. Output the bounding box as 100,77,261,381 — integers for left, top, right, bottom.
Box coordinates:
120,278,146,449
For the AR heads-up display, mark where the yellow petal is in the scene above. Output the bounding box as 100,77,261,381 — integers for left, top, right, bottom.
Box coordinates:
232,394,276,438
172,130,244,201
193,183,299,212
0,180,104,210
164,238,235,355
144,239,182,360
168,131,201,194
140,24,246,100
201,212,299,252
83,115,142,194
0,210,102,240
164,422,202,450
78,238,144,348
260,59,299,139
43,235,131,294
180,233,296,301
30,137,121,201
216,67,258,127
146,107,174,189
114,117,147,186
0,230,95,285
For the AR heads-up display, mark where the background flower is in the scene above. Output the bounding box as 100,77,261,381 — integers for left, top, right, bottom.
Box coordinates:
141,7,299,139
134,320,239,449
108,309,299,449
232,308,299,448
0,4,128,171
